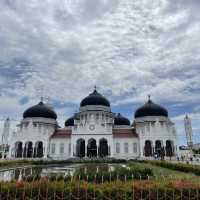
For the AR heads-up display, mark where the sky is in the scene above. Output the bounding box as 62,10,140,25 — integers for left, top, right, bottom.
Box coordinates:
0,0,200,145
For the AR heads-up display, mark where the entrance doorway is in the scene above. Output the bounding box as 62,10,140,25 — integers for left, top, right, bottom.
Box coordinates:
76,139,85,157
155,140,162,157
166,140,174,157
144,140,152,157
35,141,43,158
99,138,108,157
87,139,97,157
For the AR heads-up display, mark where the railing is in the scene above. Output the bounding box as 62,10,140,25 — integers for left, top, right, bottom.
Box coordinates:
0,174,199,200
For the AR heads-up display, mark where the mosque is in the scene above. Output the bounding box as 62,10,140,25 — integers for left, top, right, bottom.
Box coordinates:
7,88,178,160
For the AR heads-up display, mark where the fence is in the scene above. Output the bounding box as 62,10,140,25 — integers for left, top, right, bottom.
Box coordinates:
0,174,199,200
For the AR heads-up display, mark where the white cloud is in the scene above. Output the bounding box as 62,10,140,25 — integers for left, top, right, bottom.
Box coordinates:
0,0,200,143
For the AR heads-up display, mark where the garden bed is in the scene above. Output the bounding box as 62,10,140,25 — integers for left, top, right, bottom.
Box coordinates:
0,179,199,200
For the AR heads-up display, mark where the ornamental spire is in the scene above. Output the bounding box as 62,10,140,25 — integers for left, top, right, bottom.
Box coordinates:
40,96,44,102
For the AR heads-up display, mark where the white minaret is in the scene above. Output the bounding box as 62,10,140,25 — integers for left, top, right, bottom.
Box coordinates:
184,115,193,150
1,118,11,159
1,118,10,145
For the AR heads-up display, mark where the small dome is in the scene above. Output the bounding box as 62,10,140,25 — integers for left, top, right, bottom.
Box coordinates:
65,116,74,127
23,101,57,119
80,89,110,107
114,113,130,126
135,98,168,118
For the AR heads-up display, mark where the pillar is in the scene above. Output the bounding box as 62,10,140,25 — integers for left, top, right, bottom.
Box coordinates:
22,143,25,159
85,141,87,157
109,138,114,157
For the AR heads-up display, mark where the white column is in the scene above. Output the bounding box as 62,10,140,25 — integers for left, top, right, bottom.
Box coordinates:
8,143,13,158
1,146,4,159
22,143,24,159
44,143,47,159
109,137,113,157
70,143,73,157
85,141,87,157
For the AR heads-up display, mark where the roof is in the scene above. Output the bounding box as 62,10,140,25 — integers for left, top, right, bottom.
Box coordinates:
113,128,138,138
23,101,57,120
65,116,74,127
114,113,130,126
135,99,168,118
51,128,72,139
80,89,110,107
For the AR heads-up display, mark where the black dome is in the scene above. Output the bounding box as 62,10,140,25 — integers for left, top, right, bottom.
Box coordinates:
135,99,168,118
114,113,130,126
65,116,74,127
23,101,57,119
80,89,110,107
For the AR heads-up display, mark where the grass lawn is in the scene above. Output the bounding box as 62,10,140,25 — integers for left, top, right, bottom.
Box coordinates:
128,161,200,184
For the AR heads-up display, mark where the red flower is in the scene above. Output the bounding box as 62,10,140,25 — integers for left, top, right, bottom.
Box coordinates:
16,181,24,188
40,176,49,182
171,180,197,189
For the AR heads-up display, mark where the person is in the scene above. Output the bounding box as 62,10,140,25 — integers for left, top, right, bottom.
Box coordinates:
181,155,184,161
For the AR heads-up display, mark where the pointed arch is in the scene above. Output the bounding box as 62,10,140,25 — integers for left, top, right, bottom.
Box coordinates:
76,138,85,157
87,138,97,157
99,138,108,157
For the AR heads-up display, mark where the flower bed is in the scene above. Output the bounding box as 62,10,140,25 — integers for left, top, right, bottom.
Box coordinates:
0,179,199,200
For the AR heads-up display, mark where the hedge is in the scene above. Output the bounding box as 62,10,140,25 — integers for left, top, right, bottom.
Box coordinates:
0,158,128,168
141,160,200,176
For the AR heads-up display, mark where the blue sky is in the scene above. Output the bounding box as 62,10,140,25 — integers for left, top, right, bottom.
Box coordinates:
0,0,200,145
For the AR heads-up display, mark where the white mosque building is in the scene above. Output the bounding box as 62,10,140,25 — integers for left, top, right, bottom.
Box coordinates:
7,88,178,160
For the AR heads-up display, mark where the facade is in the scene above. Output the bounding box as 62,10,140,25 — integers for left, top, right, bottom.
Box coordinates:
8,89,177,160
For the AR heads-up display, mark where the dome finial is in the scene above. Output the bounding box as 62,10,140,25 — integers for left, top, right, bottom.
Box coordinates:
40,96,44,102
94,85,97,91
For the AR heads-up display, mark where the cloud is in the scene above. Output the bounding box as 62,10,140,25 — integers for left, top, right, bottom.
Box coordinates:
0,0,199,144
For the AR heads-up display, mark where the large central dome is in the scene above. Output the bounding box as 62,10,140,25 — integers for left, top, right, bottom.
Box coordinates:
80,89,110,107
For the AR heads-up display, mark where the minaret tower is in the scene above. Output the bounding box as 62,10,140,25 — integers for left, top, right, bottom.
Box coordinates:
1,118,10,159
1,118,10,145
184,115,193,151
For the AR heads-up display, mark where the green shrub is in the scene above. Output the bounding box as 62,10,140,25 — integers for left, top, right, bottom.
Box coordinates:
141,160,200,176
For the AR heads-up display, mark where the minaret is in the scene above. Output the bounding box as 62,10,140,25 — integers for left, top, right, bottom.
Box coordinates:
1,118,10,145
1,118,10,159
184,115,193,151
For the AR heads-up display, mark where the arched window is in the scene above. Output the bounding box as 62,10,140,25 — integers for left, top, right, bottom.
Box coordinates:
87,138,97,157
144,140,152,157
124,143,129,153
24,141,33,158
60,143,64,154
15,141,23,158
133,143,137,153
116,143,120,154
166,140,174,157
99,138,108,157
35,141,43,158
69,143,71,155
76,139,85,157
51,143,56,154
